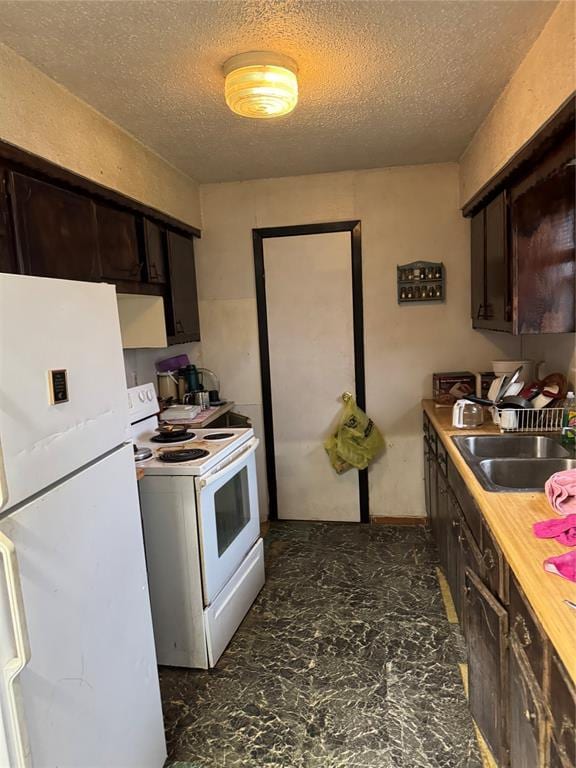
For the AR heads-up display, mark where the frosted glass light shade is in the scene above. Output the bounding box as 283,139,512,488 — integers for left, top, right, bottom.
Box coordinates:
223,52,298,119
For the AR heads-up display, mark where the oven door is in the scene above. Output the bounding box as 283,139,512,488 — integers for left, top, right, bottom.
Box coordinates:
195,438,260,605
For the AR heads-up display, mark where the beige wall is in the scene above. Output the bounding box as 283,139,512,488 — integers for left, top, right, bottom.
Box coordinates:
196,164,528,520
459,1,576,206
0,43,201,228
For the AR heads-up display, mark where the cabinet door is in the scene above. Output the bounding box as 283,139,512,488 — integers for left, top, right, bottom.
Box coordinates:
457,512,482,636
548,736,572,768
436,468,449,572
166,230,201,343
95,204,141,282
143,219,167,284
429,450,440,543
0,170,17,273
471,208,486,325
445,491,461,617
549,652,576,768
509,576,545,689
423,437,431,519
481,519,508,603
464,567,509,766
8,172,100,280
508,636,546,768
512,156,575,334
483,192,512,331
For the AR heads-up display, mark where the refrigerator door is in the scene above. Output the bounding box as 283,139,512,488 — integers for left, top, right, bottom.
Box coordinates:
0,274,129,511
0,444,166,768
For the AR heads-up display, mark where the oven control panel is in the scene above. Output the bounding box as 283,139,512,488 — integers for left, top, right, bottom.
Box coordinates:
128,383,159,425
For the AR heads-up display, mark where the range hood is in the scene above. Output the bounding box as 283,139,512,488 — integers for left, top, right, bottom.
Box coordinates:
116,294,167,349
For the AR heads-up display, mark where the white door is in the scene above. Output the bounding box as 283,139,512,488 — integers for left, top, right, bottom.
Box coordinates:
263,232,359,522
0,445,166,768
0,274,129,510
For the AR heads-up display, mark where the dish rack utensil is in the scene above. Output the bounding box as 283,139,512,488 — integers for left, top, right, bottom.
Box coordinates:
492,407,564,433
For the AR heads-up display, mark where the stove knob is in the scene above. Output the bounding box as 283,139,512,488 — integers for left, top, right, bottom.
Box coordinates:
139,391,146,402
146,390,154,401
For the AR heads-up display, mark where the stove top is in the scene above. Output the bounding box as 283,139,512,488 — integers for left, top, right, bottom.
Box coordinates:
132,426,255,476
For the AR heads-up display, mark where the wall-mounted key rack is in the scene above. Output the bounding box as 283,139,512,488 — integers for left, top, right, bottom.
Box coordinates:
397,261,445,304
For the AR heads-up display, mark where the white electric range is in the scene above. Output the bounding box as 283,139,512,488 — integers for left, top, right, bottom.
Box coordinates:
128,383,265,669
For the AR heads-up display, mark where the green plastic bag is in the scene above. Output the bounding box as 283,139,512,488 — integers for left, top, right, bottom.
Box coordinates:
324,396,384,474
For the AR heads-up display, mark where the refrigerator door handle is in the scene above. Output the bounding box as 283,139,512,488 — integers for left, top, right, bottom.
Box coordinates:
0,440,8,512
0,531,31,767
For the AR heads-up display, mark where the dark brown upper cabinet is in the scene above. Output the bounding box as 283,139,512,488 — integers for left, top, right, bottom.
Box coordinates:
143,219,167,284
511,131,575,335
8,172,100,281
95,203,141,282
469,120,575,335
471,190,512,332
165,230,201,343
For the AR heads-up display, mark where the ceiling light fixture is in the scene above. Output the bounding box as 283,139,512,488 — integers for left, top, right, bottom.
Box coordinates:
222,51,298,119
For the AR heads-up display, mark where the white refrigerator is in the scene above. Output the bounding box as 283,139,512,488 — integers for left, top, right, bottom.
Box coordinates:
0,274,166,768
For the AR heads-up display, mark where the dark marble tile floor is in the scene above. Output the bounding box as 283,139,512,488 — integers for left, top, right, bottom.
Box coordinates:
160,522,481,768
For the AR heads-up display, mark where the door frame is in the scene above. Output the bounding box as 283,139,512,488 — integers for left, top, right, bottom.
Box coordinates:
252,220,368,523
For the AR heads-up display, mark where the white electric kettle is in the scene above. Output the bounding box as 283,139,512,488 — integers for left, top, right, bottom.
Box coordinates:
452,399,484,429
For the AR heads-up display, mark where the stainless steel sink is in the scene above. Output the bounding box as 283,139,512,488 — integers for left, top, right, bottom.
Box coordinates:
451,434,576,492
454,434,571,459
477,458,576,492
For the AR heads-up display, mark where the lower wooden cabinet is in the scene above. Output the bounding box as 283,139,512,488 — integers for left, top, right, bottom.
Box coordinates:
444,491,461,617
549,652,576,768
457,511,483,638
423,412,576,768
465,567,509,766
508,635,547,768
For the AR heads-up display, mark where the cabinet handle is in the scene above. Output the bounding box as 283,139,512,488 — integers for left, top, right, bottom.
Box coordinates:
451,519,459,529
175,320,184,334
439,487,447,496
524,709,536,723
477,304,485,320
150,264,158,279
482,548,496,571
512,614,532,647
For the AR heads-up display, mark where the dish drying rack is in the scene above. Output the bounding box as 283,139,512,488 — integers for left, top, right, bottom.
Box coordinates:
492,407,564,433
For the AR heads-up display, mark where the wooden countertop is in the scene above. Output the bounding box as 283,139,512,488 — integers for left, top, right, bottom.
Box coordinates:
423,400,576,683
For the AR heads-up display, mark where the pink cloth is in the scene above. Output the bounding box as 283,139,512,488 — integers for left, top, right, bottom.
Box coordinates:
544,550,576,583
545,469,576,517
533,514,576,546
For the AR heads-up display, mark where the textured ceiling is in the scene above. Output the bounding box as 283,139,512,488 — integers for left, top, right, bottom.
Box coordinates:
0,0,557,183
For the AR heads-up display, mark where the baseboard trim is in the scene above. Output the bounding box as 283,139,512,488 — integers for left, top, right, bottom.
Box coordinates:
371,516,428,526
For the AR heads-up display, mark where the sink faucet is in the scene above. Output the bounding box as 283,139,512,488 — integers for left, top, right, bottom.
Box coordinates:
562,426,576,438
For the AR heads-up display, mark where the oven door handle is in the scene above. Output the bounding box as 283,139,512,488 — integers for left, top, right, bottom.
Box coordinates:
197,438,259,489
